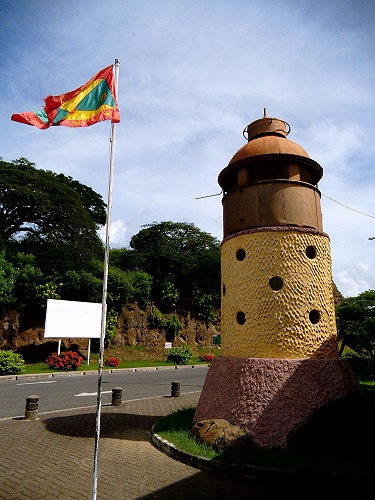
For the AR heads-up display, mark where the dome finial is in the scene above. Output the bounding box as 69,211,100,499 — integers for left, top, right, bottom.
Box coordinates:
263,108,267,118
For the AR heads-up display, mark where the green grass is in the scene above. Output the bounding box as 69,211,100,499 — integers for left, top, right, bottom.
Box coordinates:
154,387,375,477
154,407,218,459
18,355,208,375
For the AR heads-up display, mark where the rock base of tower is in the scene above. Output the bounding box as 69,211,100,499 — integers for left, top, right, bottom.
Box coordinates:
194,357,362,450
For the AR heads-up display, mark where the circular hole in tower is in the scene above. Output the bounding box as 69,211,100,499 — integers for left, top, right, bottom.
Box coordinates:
236,248,246,261
236,311,246,325
309,309,321,324
306,246,317,259
222,284,226,296
269,277,283,291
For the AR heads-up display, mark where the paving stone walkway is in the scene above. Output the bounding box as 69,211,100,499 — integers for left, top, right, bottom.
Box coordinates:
0,393,371,499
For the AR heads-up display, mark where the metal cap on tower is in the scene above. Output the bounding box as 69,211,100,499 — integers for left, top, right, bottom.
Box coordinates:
243,108,290,141
228,110,311,166
218,111,324,237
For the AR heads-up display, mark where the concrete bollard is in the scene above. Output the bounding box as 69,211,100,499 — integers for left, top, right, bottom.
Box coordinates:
25,395,39,420
171,381,180,397
112,387,122,406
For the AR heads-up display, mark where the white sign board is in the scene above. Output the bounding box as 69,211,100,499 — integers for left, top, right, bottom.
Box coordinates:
44,299,102,339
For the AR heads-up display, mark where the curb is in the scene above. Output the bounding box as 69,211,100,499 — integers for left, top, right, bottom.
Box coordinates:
150,427,373,483
0,364,209,382
150,427,295,480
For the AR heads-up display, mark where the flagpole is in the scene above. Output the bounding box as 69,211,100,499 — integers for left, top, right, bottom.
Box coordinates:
92,58,120,500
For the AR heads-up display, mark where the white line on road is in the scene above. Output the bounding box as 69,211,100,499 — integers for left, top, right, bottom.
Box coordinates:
75,391,112,397
17,381,57,386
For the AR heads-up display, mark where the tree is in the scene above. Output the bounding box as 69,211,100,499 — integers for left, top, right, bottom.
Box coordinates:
0,251,18,304
0,158,106,273
7,252,44,308
106,266,152,312
336,290,375,368
128,221,221,308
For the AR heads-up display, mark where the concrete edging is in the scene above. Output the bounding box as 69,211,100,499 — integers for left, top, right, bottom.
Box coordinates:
150,426,371,482
0,364,209,382
150,426,297,480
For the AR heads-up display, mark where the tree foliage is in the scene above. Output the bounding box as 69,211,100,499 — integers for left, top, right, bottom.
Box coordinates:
0,160,219,336
336,290,375,368
0,158,105,273
166,345,193,365
125,221,221,309
0,251,18,304
0,350,25,375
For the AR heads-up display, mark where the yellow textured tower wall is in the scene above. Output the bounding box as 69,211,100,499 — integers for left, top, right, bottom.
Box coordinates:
221,229,338,359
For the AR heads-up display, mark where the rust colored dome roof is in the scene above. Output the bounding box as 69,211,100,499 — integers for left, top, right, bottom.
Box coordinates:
229,135,309,165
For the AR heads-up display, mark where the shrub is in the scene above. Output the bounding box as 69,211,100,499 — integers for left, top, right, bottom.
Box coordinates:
45,351,83,370
165,314,182,341
104,357,119,367
0,252,18,304
147,306,166,329
193,290,217,323
160,280,179,310
166,345,193,365
105,309,118,347
200,354,213,363
0,350,26,375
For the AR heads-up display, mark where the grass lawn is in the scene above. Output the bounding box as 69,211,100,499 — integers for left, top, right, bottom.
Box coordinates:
153,383,375,477
21,354,208,375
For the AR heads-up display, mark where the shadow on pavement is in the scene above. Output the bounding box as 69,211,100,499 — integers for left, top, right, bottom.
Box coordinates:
136,469,370,500
43,409,160,440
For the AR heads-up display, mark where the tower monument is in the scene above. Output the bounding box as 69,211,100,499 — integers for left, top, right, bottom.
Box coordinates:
194,112,360,449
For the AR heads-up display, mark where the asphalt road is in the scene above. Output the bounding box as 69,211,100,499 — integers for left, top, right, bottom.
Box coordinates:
0,365,209,419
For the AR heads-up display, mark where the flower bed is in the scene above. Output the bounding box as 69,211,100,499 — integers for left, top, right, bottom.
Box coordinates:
45,351,83,370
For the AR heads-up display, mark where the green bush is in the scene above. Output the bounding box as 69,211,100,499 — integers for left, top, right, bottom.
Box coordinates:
165,314,182,341
0,350,26,375
105,309,118,347
166,345,193,365
147,306,166,329
193,290,217,323
160,280,179,310
0,252,18,304
45,351,83,370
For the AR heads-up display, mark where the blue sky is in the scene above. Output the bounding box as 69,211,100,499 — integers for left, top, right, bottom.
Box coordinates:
1,0,374,297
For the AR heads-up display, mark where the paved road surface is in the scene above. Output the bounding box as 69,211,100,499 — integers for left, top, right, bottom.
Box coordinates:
0,366,208,419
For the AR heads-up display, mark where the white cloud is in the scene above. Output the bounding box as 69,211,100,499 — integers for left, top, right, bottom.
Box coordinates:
337,260,375,298
98,220,127,247
2,0,375,297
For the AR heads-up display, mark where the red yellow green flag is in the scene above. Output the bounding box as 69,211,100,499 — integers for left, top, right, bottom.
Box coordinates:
11,64,120,129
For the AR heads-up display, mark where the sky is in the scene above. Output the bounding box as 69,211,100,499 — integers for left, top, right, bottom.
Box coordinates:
1,0,374,298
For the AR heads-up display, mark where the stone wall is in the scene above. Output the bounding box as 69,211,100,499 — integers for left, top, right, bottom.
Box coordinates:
115,304,220,355
0,303,221,357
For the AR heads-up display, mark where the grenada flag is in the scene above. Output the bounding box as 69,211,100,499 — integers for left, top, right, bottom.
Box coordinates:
11,64,120,129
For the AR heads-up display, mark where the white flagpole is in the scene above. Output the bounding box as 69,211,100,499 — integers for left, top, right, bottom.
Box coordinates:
92,58,120,500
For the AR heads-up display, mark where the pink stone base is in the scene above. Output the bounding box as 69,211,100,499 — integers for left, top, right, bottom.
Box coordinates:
194,357,360,449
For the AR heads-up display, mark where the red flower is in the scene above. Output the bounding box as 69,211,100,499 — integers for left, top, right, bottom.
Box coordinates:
104,357,119,367
45,351,82,370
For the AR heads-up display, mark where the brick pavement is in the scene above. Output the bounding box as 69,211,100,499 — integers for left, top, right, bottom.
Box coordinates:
0,392,372,500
